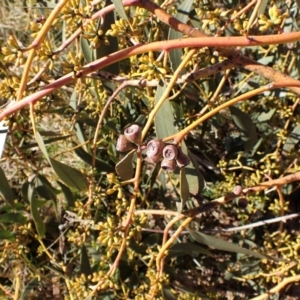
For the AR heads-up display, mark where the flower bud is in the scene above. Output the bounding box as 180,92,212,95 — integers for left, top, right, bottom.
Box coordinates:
116,135,134,152
124,124,142,145
176,149,190,168
161,158,176,172
146,139,165,163
162,144,178,161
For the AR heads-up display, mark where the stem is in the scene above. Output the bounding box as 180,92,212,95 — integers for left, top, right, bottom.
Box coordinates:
167,82,300,144
3,32,300,122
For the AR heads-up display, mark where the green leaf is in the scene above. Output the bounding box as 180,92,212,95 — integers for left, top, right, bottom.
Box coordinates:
81,37,92,63
229,106,258,152
0,230,15,241
111,0,128,21
35,131,50,163
80,245,92,276
257,0,268,17
115,150,135,180
179,168,189,211
34,174,58,201
49,158,88,191
154,82,177,139
257,108,276,122
0,167,16,207
167,242,212,258
74,145,114,173
20,278,39,300
283,124,300,153
0,212,27,225
181,144,204,195
162,286,177,300
189,230,278,261
57,181,75,207
96,1,120,74
168,0,194,71
20,134,73,150
28,183,45,238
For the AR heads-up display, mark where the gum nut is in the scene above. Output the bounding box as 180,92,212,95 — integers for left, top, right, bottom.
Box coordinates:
162,144,178,161
176,149,191,168
161,158,176,172
146,139,165,160
124,124,142,145
116,135,134,152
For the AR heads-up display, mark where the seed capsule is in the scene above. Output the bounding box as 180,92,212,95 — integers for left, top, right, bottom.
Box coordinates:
124,124,142,145
176,148,191,168
116,135,134,152
162,144,178,161
161,158,176,172
146,139,165,163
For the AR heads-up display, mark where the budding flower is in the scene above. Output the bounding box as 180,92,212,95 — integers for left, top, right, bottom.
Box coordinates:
124,124,142,145
116,135,135,152
146,139,165,163
161,158,176,172
176,149,191,168
162,144,178,161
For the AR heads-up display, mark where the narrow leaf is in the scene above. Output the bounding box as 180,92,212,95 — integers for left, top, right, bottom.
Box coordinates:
168,0,194,70
283,124,300,153
49,158,88,191
0,212,27,225
81,37,92,63
0,167,16,207
74,145,114,173
168,242,212,258
154,82,177,139
115,150,135,180
179,168,189,211
189,230,278,261
57,181,75,207
230,106,258,152
20,278,39,300
111,0,128,21
28,183,45,238
35,131,50,163
80,245,92,276
0,230,15,241
0,120,8,159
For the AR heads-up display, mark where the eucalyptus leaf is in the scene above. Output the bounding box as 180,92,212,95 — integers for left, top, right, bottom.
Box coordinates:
257,108,276,122
189,230,279,261
179,168,189,211
28,183,45,238
111,0,128,21
0,167,16,207
81,37,92,63
74,145,114,173
115,150,135,180
283,124,300,153
49,158,88,191
167,242,212,259
154,82,177,139
0,212,27,225
229,106,258,152
168,0,194,71
57,181,75,207
20,278,39,300
80,245,92,276
0,230,15,241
